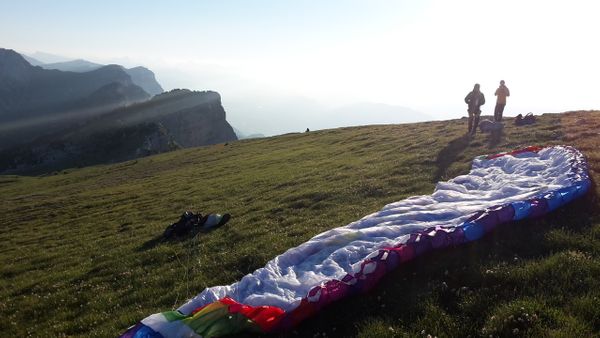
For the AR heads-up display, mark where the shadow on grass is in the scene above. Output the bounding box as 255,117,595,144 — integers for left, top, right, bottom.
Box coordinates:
487,129,503,149
136,225,227,252
137,235,167,251
137,229,202,252
433,134,471,181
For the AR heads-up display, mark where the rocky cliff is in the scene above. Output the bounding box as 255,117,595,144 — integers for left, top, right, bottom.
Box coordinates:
0,90,238,174
146,90,235,146
124,66,163,96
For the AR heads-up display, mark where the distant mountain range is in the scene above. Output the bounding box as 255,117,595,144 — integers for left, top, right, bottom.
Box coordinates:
19,52,164,96
0,49,151,147
0,49,151,122
0,48,237,174
30,58,164,96
233,127,265,140
41,59,103,72
24,51,72,64
20,54,45,66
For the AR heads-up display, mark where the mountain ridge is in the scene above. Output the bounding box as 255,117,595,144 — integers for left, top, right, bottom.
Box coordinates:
0,89,237,174
21,53,164,96
0,48,150,126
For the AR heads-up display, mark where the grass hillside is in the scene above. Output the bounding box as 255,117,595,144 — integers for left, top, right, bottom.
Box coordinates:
1,111,600,337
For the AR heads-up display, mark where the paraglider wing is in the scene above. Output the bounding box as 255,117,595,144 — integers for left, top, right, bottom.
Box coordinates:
122,145,591,338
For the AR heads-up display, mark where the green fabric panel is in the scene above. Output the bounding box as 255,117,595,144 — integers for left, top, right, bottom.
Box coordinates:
182,306,230,333
179,305,262,337
201,312,262,338
162,310,188,322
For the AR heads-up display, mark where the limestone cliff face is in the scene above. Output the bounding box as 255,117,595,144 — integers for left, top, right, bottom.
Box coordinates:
135,123,177,157
0,123,177,174
0,90,238,174
156,92,236,147
125,67,163,96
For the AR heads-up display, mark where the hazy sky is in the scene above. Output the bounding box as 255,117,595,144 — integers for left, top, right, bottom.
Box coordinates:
2,0,599,134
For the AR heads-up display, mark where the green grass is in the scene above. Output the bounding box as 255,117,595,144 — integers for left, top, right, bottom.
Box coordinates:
1,112,600,337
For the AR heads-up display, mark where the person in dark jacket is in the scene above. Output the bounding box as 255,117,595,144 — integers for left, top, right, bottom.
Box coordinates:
465,83,485,135
494,80,510,122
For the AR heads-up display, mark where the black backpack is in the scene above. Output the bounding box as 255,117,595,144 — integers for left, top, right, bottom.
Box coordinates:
163,211,200,238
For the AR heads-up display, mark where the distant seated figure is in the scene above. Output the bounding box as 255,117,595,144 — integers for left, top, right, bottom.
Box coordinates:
479,119,504,133
305,128,310,133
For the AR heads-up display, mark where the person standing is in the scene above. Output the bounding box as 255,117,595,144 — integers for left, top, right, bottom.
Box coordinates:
494,80,510,122
464,83,485,135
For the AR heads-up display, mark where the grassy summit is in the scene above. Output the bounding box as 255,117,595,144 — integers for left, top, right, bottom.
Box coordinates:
1,111,600,337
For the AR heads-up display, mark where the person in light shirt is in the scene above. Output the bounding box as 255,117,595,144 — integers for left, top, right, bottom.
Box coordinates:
494,80,510,122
